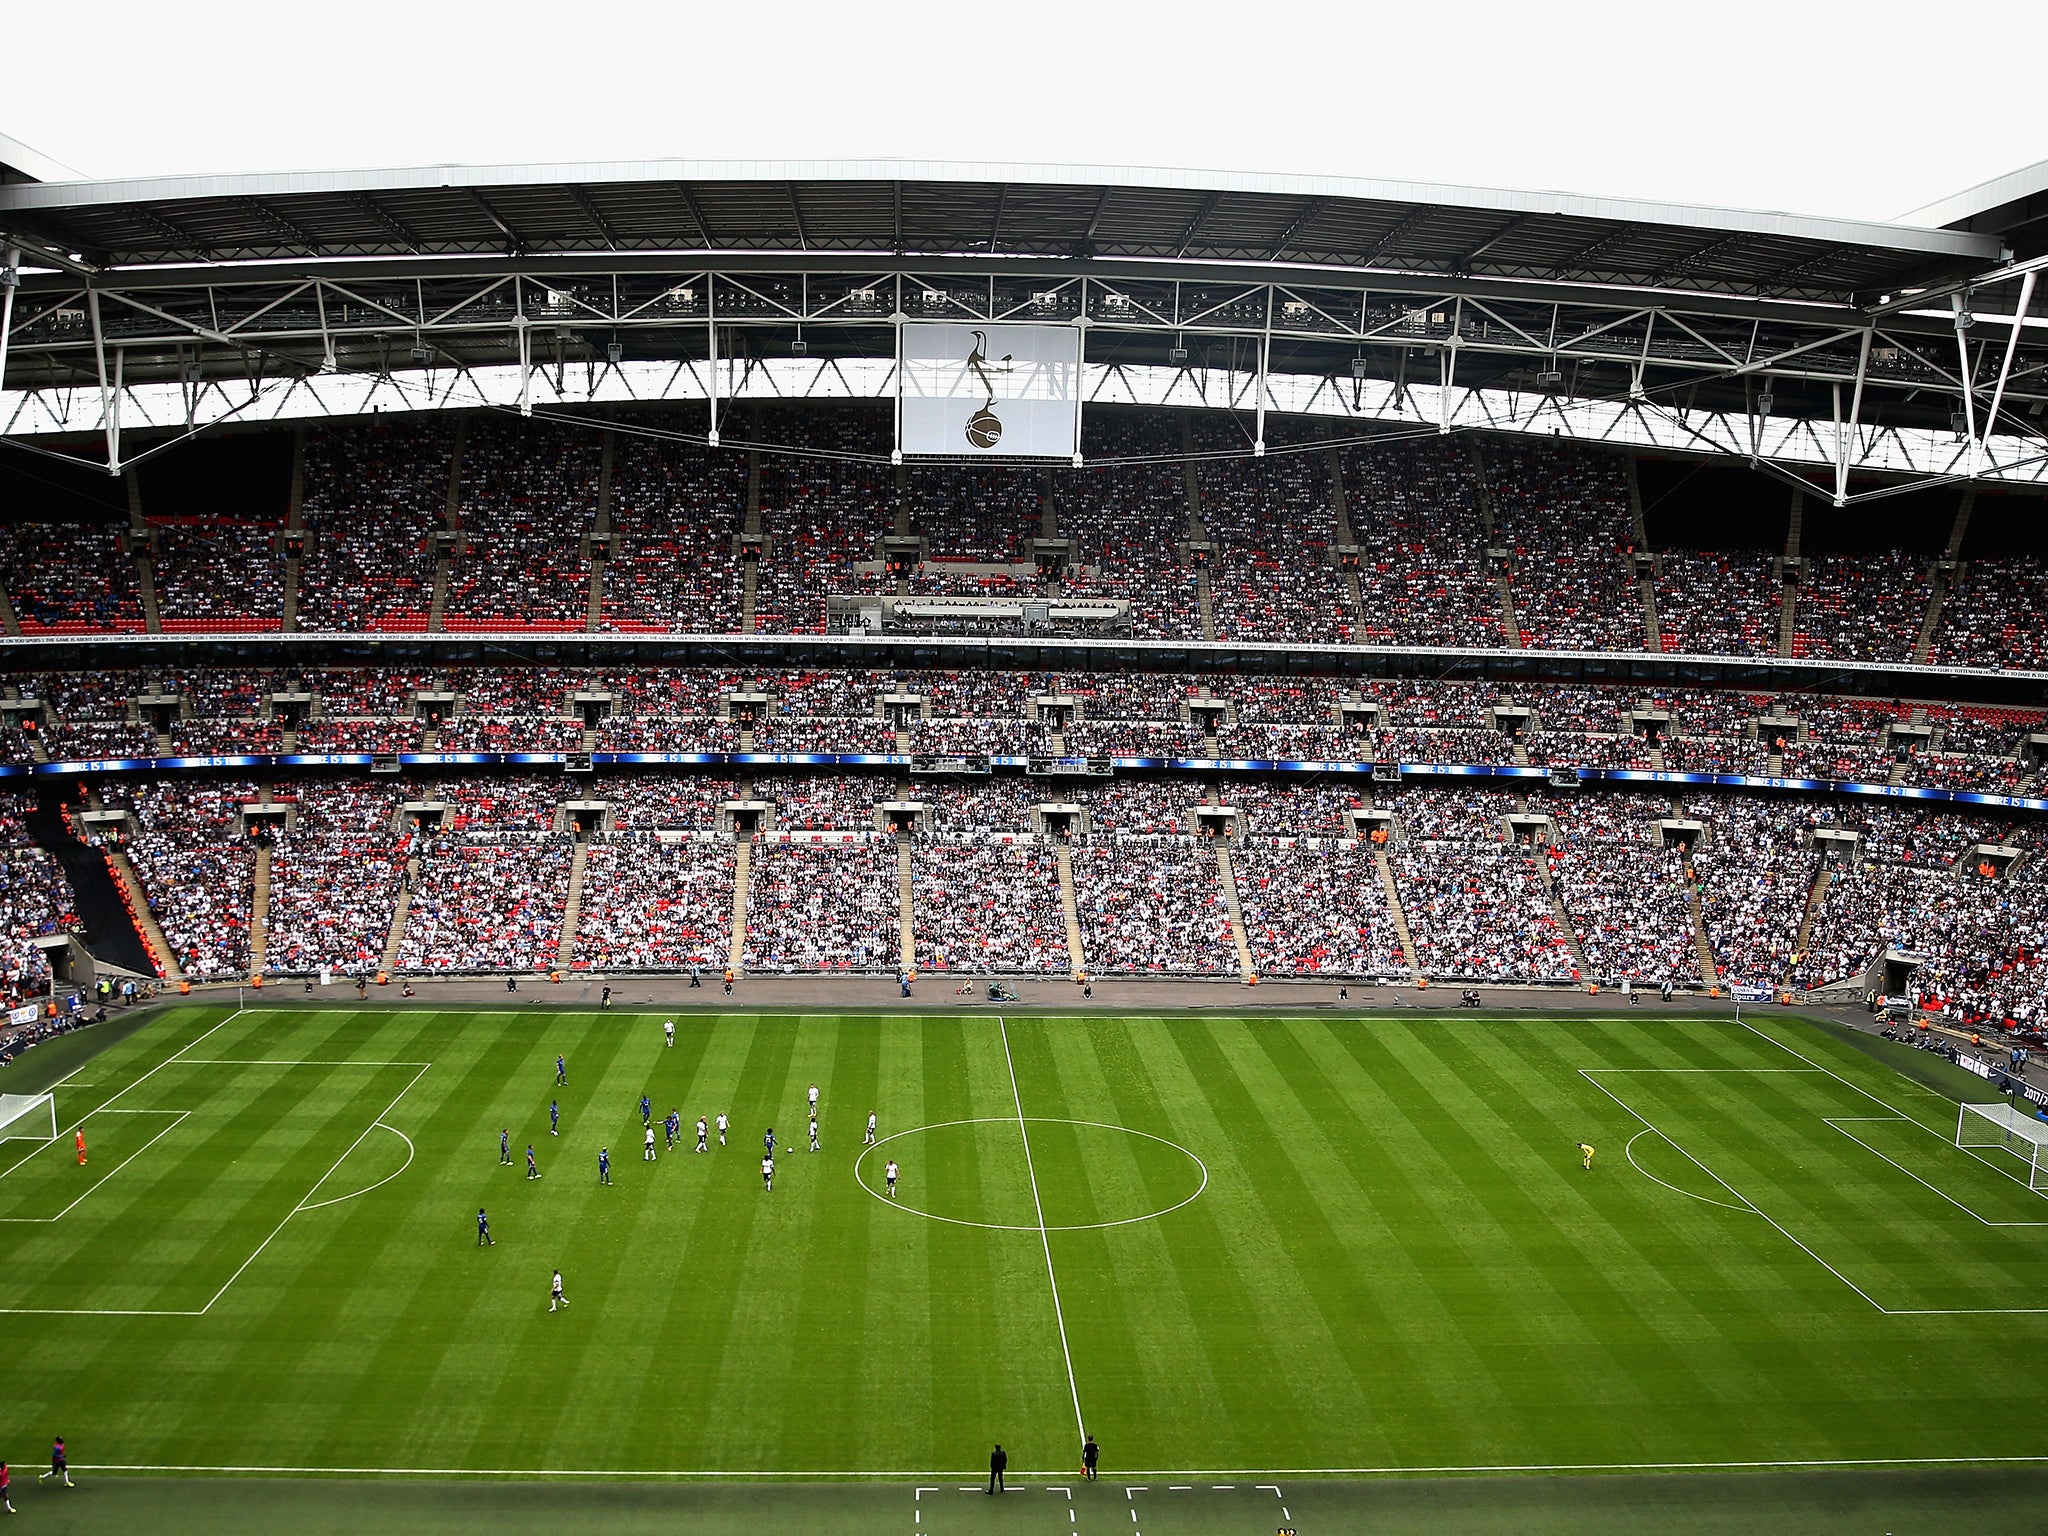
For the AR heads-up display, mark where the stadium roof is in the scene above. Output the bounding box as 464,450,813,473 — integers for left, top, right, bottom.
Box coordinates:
3,157,2044,495
0,158,2005,303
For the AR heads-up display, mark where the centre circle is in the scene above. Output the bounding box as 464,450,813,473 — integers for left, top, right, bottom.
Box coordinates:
854,1117,1207,1232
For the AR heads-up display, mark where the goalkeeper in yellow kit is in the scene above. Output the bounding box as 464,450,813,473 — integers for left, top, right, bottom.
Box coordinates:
1578,1141,1596,1170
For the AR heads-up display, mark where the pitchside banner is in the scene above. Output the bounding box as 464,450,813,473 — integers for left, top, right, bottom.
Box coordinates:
899,323,1081,458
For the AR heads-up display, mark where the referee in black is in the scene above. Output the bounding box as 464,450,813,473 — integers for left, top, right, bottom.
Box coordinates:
987,1442,1007,1494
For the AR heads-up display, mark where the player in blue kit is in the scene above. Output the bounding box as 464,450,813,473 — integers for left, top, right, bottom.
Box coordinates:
598,1147,611,1185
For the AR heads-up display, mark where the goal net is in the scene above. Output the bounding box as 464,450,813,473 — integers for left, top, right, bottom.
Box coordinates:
1957,1099,2048,1189
0,1092,57,1143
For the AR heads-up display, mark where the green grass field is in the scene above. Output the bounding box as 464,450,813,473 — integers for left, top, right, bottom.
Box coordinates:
4,1001,2048,1528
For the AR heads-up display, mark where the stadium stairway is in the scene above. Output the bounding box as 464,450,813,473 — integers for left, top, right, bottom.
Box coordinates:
1794,863,1834,963
24,789,161,978
726,842,750,973
740,448,762,633
127,471,165,634
1054,844,1087,977
0,584,19,636
1911,558,1951,665
1376,846,1424,982
1532,850,1594,982
1494,565,1523,649
105,845,178,981
380,853,419,974
249,845,272,974
583,434,613,633
556,843,590,969
1214,844,1256,978
896,835,916,975
280,427,306,632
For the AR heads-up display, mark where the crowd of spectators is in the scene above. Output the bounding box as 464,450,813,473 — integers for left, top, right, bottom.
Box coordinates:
1930,558,2048,671
910,718,1036,757
436,775,571,831
0,799,79,1002
1340,437,1506,648
907,463,1044,564
396,838,569,971
1487,441,1643,651
264,782,409,975
50,720,160,759
574,837,733,969
1654,551,1780,656
912,780,1041,834
594,715,739,753
1686,793,1823,986
1064,722,1208,759
296,718,425,753
741,840,899,971
150,519,288,629
1073,841,1237,974
1391,845,1578,980
441,417,601,628
1548,841,1701,984
109,779,257,980
1235,844,1406,976
1054,412,1203,641
755,772,891,831
913,843,1068,972
297,420,452,631
595,774,732,829
438,715,587,753
753,718,900,754
1195,422,1356,644
753,407,895,634
0,522,146,632
1789,555,1929,662
599,429,746,632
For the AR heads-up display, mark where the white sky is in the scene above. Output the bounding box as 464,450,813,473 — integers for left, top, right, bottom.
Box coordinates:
10,0,2047,224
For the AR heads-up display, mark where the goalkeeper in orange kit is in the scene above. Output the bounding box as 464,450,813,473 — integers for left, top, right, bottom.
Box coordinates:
76,1128,87,1166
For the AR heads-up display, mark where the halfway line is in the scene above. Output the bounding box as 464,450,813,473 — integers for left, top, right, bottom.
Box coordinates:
998,1015,1086,1446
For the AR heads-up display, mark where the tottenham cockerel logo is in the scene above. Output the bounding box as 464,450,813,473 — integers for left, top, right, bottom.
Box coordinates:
963,329,1013,448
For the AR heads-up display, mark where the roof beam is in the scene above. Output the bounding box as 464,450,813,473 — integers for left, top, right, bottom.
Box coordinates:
352,194,426,254
1359,204,1438,263
1555,222,1644,278
565,187,619,251
464,189,524,254
237,197,323,251
1266,197,1329,261
674,183,713,249
988,183,1007,252
1450,213,1531,271
1079,185,1115,254
785,183,808,251
1174,191,1224,258
131,203,205,252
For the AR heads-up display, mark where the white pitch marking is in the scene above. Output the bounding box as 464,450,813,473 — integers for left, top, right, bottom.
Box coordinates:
1622,1127,1751,1213
296,1121,417,1212
851,1117,1207,1232
1580,1069,1892,1314
999,1014,1086,1444
56,1006,251,1131
197,1061,431,1315
0,1109,188,1222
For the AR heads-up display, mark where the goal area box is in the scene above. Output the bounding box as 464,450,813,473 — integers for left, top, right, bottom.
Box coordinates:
1957,1099,2048,1189
0,1091,57,1142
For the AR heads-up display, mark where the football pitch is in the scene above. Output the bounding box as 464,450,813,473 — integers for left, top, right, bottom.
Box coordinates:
4,1000,2048,1530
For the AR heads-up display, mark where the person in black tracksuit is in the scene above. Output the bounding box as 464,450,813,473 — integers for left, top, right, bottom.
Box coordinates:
1083,1433,1099,1480
987,1443,1007,1493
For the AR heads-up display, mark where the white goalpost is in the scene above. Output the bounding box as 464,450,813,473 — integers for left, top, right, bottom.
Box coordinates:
0,1091,58,1143
1957,1100,2048,1190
